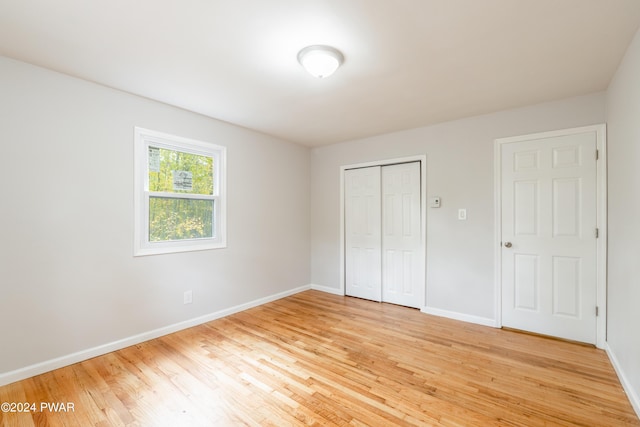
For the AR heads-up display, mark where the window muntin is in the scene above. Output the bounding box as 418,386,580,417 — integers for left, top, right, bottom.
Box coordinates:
134,128,226,256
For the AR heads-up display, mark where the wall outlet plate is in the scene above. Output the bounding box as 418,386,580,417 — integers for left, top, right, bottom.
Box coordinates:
183,290,193,304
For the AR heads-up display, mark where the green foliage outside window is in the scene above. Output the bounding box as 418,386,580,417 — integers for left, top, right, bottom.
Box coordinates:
148,147,215,242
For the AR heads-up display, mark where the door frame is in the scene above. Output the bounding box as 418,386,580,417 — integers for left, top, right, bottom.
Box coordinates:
340,155,427,307
494,124,607,348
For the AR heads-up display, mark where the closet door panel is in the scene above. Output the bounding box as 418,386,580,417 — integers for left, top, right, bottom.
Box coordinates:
382,162,422,308
345,167,382,302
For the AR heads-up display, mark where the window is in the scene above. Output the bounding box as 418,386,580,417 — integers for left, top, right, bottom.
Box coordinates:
134,127,226,256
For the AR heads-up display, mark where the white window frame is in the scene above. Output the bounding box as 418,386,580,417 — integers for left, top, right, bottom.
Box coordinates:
134,127,227,256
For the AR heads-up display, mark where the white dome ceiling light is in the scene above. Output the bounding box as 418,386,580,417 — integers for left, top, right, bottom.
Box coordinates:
297,45,344,79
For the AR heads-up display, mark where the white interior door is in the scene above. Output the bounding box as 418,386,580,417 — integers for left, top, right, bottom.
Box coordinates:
345,162,423,308
345,166,382,302
382,162,423,308
501,132,597,344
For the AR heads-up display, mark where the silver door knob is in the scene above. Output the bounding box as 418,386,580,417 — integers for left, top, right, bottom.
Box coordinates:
504,242,512,248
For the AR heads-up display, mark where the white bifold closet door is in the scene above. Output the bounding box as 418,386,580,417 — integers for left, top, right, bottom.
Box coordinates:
345,162,423,308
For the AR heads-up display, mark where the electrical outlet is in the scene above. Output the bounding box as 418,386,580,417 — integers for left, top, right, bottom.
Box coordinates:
183,290,193,305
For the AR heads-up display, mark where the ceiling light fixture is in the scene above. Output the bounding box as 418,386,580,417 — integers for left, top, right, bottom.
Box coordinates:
297,45,344,79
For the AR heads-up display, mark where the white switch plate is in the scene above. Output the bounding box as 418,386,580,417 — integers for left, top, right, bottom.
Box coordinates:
183,290,193,304
458,209,467,220
429,197,441,208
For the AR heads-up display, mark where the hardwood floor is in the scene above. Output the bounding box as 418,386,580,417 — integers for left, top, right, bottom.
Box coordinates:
1,290,638,426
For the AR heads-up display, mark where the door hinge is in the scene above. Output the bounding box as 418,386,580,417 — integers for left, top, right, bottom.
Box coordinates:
596,306,599,317
595,228,599,238
596,149,599,160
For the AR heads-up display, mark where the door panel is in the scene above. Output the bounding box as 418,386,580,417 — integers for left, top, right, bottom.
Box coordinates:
501,132,597,344
552,256,581,317
381,162,422,308
553,178,580,237
345,167,382,302
514,254,539,311
514,180,538,235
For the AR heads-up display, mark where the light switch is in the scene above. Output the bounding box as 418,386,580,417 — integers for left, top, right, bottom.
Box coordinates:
429,197,441,208
458,209,467,220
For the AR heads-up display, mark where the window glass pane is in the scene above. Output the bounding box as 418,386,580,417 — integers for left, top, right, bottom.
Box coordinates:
149,197,214,242
148,146,214,195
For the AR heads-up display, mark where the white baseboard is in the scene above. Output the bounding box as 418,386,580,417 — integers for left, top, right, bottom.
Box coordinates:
309,289,498,329
0,285,311,387
310,283,344,296
605,343,640,419
421,306,498,328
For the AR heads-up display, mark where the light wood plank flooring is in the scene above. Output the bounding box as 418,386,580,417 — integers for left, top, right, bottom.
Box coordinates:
1,290,638,426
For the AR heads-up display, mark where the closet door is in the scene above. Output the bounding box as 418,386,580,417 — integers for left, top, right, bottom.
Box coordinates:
345,162,423,308
382,162,422,308
345,166,382,302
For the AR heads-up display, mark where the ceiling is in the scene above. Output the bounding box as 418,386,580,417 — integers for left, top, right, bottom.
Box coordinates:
1,1,640,147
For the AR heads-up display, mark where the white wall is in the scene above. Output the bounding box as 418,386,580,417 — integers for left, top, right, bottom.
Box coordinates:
310,93,605,321
0,56,310,378
606,27,640,414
